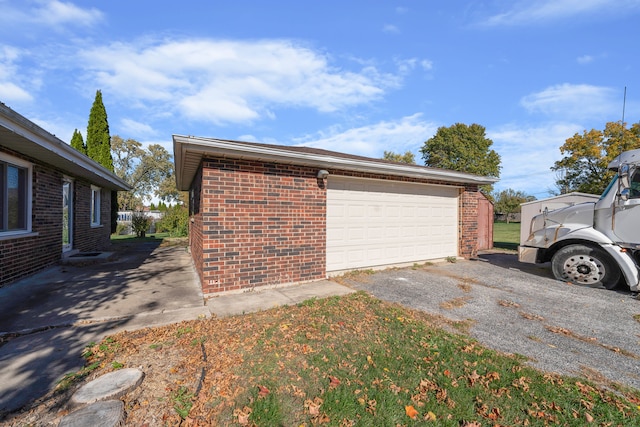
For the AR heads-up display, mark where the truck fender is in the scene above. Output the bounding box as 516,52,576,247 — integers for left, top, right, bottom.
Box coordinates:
599,244,639,292
550,226,613,245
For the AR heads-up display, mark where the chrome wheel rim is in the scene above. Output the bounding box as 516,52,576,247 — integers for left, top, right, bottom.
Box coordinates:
562,255,605,285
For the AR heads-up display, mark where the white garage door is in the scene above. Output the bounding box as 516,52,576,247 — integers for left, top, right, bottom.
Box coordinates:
326,176,459,273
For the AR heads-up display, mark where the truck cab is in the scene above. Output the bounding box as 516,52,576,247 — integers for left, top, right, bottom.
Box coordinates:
519,148,640,292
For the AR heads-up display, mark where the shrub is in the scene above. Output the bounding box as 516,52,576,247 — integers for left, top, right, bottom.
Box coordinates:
115,222,130,235
156,205,189,237
131,211,150,238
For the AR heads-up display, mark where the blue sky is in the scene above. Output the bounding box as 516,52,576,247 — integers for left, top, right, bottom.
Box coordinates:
1,0,639,198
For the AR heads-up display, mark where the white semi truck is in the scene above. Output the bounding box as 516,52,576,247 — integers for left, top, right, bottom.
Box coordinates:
518,148,640,292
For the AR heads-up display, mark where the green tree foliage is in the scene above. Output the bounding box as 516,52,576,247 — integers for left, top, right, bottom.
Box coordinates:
382,150,416,164
84,90,117,232
111,136,178,210
420,123,501,193
552,121,640,195
70,129,86,154
156,205,189,237
493,189,535,223
86,90,113,171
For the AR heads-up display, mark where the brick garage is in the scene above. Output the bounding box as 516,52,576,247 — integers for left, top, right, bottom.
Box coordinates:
0,104,129,287
174,136,496,295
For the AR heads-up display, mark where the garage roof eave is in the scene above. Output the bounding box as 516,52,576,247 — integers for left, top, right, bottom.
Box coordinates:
173,135,499,190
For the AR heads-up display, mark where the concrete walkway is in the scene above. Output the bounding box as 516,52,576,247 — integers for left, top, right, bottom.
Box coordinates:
0,239,353,418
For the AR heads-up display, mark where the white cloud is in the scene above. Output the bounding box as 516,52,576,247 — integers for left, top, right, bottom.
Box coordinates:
77,38,404,125
577,55,594,64
481,0,639,26
0,82,32,102
490,122,584,196
383,24,400,34
0,45,34,102
294,113,437,159
0,0,103,29
395,58,434,75
119,118,157,139
420,60,434,71
521,84,620,121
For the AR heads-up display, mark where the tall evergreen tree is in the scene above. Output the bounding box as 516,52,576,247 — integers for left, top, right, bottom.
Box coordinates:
70,129,86,154
85,89,117,232
86,90,113,171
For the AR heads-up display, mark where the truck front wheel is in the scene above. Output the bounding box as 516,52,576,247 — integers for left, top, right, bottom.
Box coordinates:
551,244,621,290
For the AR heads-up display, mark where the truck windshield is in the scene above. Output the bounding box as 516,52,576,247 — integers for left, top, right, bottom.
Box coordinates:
600,175,618,200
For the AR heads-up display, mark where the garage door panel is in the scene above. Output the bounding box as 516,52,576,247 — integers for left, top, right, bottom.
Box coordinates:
327,177,458,272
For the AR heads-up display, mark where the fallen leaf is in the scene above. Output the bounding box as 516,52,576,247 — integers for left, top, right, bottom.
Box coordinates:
585,412,594,423
405,405,419,419
468,370,481,386
424,410,436,421
304,397,323,416
257,385,270,397
233,406,252,425
329,376,341,389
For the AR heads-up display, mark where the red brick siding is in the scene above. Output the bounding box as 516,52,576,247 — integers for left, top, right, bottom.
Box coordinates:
0,162,61,286
189,167,205,287
459,185,480,258
195,158,326,294
0,148,113,287
72,182,112,252
189,159,483,294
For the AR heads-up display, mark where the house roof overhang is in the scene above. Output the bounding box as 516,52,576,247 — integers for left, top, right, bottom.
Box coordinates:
0,103,130,191
173,134,499,191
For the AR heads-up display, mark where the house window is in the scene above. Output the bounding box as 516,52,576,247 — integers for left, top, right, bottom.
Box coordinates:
91,185,101,226
0,153,32,236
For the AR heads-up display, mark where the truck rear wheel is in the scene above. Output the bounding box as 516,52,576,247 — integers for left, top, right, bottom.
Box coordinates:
551,244,621,290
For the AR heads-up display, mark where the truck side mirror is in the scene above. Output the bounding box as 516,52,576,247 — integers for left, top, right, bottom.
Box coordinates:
620,188,630,201
619,164,631,190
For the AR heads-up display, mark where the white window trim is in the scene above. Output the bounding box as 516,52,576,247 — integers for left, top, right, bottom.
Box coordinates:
0,152,33,237
91,185,102,227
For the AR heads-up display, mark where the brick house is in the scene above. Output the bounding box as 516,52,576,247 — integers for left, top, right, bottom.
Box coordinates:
173,135,497,295
0,103,130,287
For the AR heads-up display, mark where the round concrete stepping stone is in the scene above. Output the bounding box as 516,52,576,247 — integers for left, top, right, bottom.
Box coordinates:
59,400,124,427
70,368,144,407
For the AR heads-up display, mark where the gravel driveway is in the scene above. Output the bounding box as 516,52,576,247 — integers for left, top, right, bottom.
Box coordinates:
342,251,640,391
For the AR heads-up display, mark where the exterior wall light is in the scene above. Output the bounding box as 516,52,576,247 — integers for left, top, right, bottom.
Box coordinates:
317,169,329,179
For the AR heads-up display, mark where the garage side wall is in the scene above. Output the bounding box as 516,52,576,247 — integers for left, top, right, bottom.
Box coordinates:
196,158,326,295
460,185,480,258
189,167,205,287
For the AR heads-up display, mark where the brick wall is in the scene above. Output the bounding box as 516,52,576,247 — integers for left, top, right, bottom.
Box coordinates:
459,185,481,258
0,161,62,286
195,158,326,294
190,167,205,287
0,148,114,287
72,182,112,252
189,158,483,295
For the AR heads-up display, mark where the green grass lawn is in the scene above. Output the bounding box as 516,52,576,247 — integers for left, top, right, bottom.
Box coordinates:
110,232,170,242
80,292,640,425
494,222,520,251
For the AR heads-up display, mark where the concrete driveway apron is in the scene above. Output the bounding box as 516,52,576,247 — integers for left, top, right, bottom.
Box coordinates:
0,240,208,417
